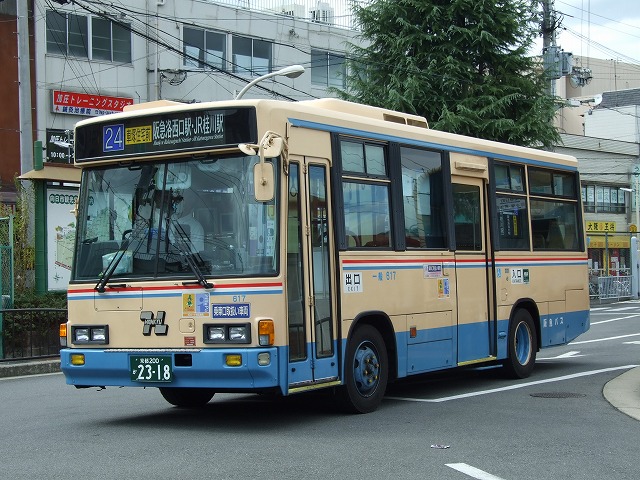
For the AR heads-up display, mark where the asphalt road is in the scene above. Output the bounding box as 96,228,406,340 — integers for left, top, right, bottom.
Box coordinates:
1,301,639,480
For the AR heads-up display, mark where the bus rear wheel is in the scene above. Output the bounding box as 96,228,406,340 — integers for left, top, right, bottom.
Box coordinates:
503,308,537,379
339,325,388,414
159,387,215,407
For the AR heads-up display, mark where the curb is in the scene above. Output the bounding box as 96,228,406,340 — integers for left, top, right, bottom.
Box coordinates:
0,359,61,378
603,366,640,421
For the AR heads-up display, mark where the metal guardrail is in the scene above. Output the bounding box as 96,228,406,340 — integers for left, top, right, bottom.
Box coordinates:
589,275,632,302
0,309,67,361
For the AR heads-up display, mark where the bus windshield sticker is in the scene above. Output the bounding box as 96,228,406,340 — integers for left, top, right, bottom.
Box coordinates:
212,303,251,319
344,272,363,293
183,293,210,317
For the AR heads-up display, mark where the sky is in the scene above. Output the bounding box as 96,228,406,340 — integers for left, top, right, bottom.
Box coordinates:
538,0,640,63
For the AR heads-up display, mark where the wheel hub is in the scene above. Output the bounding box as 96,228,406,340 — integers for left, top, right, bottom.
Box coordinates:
353,342,380,396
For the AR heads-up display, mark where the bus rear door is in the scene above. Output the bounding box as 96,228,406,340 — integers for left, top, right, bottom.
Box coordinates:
285,158,339,391
451,156,494,364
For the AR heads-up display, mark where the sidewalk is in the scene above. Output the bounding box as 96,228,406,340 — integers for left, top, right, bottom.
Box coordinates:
603,366,640,421
0,358,60,378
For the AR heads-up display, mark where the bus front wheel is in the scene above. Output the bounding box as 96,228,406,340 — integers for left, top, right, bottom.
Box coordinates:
339,325,388,414
503,308,537,379
159,387,215,407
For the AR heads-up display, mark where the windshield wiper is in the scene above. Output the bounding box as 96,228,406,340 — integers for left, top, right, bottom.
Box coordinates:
94,235,133,293
170,220,213,289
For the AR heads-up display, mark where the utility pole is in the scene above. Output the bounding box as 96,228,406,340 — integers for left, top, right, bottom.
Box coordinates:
541,0,559,96
17,0,34,175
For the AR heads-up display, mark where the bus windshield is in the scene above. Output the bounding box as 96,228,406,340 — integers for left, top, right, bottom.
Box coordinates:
73,155,278,282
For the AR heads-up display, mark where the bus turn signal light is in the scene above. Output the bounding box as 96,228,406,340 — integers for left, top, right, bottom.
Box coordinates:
60,323,68,347
258,319,274,346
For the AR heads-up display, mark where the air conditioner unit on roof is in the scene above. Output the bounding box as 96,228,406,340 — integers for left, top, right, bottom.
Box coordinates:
281,4,305,18
310,2,334,24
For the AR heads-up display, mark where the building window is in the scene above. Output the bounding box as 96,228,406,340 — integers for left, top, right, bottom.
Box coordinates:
46,10,131,63
311,50,345,88
232,36,272,76
92,17,131,63
46,10,88,58
183,27,226,70
582,184,626,213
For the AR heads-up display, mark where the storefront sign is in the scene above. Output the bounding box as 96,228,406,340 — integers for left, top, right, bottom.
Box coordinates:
46,129,72,163
585,221,616,232
51,90,133,116
587,234,630,249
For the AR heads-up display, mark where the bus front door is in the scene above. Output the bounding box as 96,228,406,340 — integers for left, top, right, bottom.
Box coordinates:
452,175,493,364
286,159,339,391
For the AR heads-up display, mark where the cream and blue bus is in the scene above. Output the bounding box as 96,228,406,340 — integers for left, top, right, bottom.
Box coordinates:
60,98,590,413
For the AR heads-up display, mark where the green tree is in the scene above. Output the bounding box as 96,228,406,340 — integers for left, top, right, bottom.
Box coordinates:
338,0,559,148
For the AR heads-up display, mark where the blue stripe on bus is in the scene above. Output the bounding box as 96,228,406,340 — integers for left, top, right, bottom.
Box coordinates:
68,290,284,301
288,118,578,171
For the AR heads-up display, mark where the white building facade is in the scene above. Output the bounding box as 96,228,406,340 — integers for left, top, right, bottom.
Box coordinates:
35,0,363,160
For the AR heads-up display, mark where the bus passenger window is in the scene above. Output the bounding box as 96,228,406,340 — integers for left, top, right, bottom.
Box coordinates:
452,184,482,251
400,147,445,249
342,182,392,249
530,199,580,251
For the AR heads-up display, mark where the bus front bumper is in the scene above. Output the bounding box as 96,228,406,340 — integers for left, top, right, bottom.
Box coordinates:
60,347,281,390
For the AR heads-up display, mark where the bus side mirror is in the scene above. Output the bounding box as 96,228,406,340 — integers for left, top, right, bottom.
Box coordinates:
240,132,284,202
254,162,274,202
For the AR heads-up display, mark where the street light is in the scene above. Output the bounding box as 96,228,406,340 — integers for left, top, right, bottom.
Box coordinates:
235,65,305,100
622,180,640,231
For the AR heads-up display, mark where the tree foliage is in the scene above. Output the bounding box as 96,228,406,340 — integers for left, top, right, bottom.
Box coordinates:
337,0,560,148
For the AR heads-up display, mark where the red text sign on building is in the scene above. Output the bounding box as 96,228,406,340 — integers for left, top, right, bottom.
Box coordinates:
52,90,134,116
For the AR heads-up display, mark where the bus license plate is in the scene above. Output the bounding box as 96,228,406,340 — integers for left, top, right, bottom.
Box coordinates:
130,355,173,382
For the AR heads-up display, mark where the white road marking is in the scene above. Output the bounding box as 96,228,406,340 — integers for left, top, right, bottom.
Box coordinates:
623,341,640,345
590,315,638,325
385,365,637,403
606,306,640,312
538,350,584,360
589,307,608,311
446,463,506,480
571,333,640,344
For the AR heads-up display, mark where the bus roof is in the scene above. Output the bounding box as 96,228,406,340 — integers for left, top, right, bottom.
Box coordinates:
74,98,577,170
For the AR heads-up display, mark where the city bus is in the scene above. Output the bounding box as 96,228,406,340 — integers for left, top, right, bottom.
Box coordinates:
59,97,590,413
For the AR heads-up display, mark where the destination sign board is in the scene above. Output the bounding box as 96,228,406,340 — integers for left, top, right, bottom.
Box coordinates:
74,107,257,162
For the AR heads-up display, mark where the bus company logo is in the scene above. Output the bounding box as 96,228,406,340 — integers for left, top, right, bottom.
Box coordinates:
343,272,363,293
140,311,168,336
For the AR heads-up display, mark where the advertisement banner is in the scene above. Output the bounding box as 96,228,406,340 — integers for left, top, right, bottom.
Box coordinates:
47,187,79,291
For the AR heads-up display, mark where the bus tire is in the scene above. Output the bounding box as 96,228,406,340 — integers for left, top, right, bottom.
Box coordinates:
503,308,537,379
339,325,388,414
159,387,215,407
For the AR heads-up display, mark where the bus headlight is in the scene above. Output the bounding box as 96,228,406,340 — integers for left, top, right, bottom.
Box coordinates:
72,326,109,345
203,324,251,344
74,328,89,343
207,326,226,342
91,327,107,342
229,326,248,342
